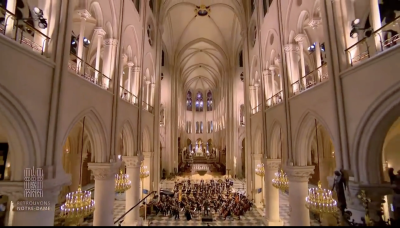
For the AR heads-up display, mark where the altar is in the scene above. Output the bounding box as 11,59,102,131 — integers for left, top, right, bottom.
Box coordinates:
195,145,205,157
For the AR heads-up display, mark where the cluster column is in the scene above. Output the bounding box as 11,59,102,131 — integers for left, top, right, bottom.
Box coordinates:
264,159,283,226
286,166,314,226
252,153,263,208
133,66,141,103
102,39,119,89
283,44,300,94
269,65,277,104
294,34,307,89
122,156,143,226
263,70,270,102
76,10,91,71
88,162,120,226
94,28,106,83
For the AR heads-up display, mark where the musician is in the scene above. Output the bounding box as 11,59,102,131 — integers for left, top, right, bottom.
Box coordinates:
173,206,180,220
204,200,210,216
184,207,192,221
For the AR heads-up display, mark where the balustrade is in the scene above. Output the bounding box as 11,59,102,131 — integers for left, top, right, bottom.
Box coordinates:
251,103,262,114
68,53,111,90
142,101,153,114
266,90,283,109
345,16,400,66
291,64,329,96
120,86,138,105
0,6,50,55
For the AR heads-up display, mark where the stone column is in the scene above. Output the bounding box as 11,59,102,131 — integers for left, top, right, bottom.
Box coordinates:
294,34,307,89
254,83,260,112
264,159,283,226
126,62,134,101
145,80,151,109
252,154,263,208
5,0,17,37
88,162,120,226
122,156,143,226
370,0,382,50
143,152,154,195
76,10,91,70
249,86,256,112
150,83,156,107
94,28,106,84
269,65,277,104
263,70,269,102
103,39,119,89
9,180,65,226
284,44,300,94
347,182,393,223
133,66,141,103
286,166,315,226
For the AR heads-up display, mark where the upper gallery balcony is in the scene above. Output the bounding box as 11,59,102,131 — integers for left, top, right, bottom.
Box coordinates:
0,6,50,56
345,16,400,66
290,64,329,97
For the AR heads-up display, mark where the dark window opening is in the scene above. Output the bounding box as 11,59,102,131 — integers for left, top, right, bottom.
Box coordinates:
134,0,140,13
251,0,255,15
161,73,164,80
162,50,165,66
149,0,154,13
239,51,243,67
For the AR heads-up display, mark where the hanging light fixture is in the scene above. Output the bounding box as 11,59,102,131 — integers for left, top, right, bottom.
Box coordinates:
115,132,132,193
305,119,338,215
60,117,95,224
272,128,289,192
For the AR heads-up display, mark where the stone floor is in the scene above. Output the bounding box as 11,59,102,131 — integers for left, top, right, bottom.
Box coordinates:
55,191,320,226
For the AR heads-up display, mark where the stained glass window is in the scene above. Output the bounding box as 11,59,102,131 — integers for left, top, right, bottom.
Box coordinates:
195,91,203,112
187,91,192,111
207,91,213,111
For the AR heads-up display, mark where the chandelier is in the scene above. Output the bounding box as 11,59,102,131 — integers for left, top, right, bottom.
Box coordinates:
60,185,95,219
304,119,338,215
140,161,150,199
271,128,289,192
60,117,95,223
272,169,289,191
305,181,337,214
255,163,265,177
115,169,131,193
114,132,131,193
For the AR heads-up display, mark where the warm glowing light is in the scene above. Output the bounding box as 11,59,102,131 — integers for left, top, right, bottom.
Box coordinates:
272,169,289,191
305,181,337,214
60,186,95,220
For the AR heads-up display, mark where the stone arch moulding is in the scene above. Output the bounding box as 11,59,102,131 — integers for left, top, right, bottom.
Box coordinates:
89,2,104,28
142,125,152,152
263,29,280,66
123,25,141,62
293,110,335,167
60,108,109,164
268,120,284,159
119,120,136,157
0,86,40,180
353,84,400,184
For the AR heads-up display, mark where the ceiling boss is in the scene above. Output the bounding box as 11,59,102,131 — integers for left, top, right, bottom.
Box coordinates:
195,4,211,17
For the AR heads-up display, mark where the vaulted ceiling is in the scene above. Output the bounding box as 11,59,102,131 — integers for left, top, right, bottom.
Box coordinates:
160,0,244,91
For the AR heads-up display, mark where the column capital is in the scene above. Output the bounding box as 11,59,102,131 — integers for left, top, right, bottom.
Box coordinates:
249,85,255,90
285,166,314,182
252,153,263,159
294,33,307,43
77,9,91,19
308,19,323,29
127,61,135,67
263,159,281,170
133,66,141,72
122,156,143,168
104,38,119,46
274,57,281,65
145,80,151,85
284,44,300,53
88,162,120,180
254,82,260,87
143,152,154,158
94,28,106,37
150,83,156,88
269,65,277,71
262,70,270,77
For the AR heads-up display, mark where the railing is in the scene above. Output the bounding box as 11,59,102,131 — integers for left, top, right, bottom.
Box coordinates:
0,6,50,55
120,86,138,106
114,191,157,225
68,53,111,91
251,103,262,114
291,64,329,96
142,101,154,114
266,90,283,109
345,16,400,66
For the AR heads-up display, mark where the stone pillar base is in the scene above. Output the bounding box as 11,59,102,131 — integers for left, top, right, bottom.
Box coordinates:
122,218,142,226
265,220,284,226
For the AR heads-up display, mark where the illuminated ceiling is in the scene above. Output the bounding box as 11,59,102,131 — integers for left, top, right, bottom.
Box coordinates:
160,0,244,91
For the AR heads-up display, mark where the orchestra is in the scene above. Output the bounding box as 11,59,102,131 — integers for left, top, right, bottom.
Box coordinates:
153,178,253,221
